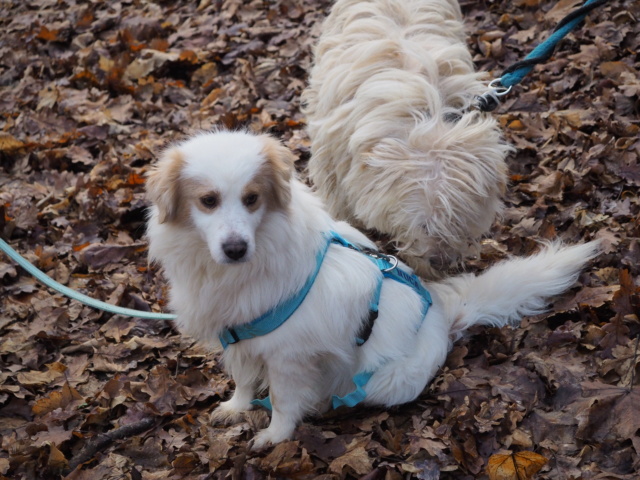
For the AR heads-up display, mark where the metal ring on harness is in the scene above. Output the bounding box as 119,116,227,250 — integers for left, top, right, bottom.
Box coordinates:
380,255,398,272
361,249,399,272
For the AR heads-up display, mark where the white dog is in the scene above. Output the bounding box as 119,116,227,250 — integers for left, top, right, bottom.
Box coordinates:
303,0,511,279
146,130,597,449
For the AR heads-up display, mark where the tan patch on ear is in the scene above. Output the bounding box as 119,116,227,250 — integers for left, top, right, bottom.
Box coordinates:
259,136,295,210
146,148,185,224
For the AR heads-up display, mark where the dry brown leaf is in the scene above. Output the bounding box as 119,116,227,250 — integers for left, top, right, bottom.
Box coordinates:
17,362,67,387
329,439,373,476
0,132,25,153
32,383,83,416
487,451,547,480
47,442,69,470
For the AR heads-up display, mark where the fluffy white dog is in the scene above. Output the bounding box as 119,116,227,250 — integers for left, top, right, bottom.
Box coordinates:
303,0,511,278
146,130,597,449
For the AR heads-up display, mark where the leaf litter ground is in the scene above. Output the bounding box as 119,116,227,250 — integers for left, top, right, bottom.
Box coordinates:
0,1,639,479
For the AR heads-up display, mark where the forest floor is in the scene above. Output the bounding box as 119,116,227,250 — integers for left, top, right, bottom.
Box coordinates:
0,0,639,479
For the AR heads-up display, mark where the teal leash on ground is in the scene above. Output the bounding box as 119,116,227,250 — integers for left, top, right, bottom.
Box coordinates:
0,238,176,320
476,0,608,111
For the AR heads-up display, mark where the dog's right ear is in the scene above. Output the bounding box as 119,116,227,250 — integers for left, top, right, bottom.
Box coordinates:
146,148,185,224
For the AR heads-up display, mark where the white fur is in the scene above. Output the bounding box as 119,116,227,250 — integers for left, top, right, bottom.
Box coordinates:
146,131,598,449
303,0,511,278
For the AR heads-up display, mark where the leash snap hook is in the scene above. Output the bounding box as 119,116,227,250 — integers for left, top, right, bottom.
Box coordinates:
475,78,513,112
488,78,512,97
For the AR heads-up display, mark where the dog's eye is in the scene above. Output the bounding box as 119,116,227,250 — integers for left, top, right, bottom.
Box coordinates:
244,193,259,207
200,195,219,209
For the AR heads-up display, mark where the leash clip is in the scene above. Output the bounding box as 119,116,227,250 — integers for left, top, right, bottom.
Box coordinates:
488,78,513,97
475,78,513,112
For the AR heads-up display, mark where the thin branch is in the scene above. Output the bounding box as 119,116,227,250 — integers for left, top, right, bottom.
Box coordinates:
66,416,157,473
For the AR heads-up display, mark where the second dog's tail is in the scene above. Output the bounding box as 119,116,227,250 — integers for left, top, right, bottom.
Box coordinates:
431,241,600,337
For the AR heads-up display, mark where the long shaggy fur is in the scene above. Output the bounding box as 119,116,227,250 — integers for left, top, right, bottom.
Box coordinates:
303,0,511,278
146,131,598,449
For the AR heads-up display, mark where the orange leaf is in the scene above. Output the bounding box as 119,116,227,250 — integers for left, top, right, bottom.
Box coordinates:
179,50,198,64
36,26,60,42
72,70,99,87
127,172,146,185
487,451,547,480
508,119,525,131
149,38,169,52
72,242,91,252
76,11,95,29
129,42,147,52
2,202,13,222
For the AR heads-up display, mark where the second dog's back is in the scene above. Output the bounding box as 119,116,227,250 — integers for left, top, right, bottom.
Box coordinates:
304,0,510,279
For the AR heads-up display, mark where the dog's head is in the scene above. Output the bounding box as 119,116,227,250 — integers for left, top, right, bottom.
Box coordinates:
146,131,295,264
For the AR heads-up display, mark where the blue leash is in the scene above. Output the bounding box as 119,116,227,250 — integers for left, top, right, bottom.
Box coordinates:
476,0,608,111
501,0,607,88
0,238,176,321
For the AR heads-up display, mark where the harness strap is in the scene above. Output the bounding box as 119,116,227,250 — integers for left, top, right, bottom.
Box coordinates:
329,232,432,409
331,371,374,409
218,239,332,348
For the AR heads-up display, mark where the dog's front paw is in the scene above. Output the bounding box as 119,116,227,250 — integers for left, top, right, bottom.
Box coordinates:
210,401,247,426
249,425,294,451
249,430,276,451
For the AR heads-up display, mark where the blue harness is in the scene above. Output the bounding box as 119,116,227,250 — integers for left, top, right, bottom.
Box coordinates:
218,231,432,410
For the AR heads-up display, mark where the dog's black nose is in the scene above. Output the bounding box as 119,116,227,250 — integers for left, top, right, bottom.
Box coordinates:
222,239,248,261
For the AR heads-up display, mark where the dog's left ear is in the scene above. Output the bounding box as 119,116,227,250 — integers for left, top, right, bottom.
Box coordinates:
146,148,185,224
260,136,296,209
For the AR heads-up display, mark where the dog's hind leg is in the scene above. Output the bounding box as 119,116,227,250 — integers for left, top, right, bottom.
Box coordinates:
362,314,452,407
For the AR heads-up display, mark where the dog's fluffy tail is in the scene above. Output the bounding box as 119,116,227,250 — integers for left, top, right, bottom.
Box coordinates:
433,241,600,338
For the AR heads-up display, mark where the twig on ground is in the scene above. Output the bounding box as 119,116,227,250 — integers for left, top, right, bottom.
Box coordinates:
66,416,157,473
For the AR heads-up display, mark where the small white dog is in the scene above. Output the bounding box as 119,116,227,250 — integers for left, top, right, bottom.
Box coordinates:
146,130,597,449
303,0,511,278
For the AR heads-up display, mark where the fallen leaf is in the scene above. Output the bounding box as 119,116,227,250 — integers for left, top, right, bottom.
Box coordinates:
329,439,373,476
32,383,83,416
487,451,547,480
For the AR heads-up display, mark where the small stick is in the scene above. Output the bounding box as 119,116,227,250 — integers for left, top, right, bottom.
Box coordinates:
66,416,157,472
